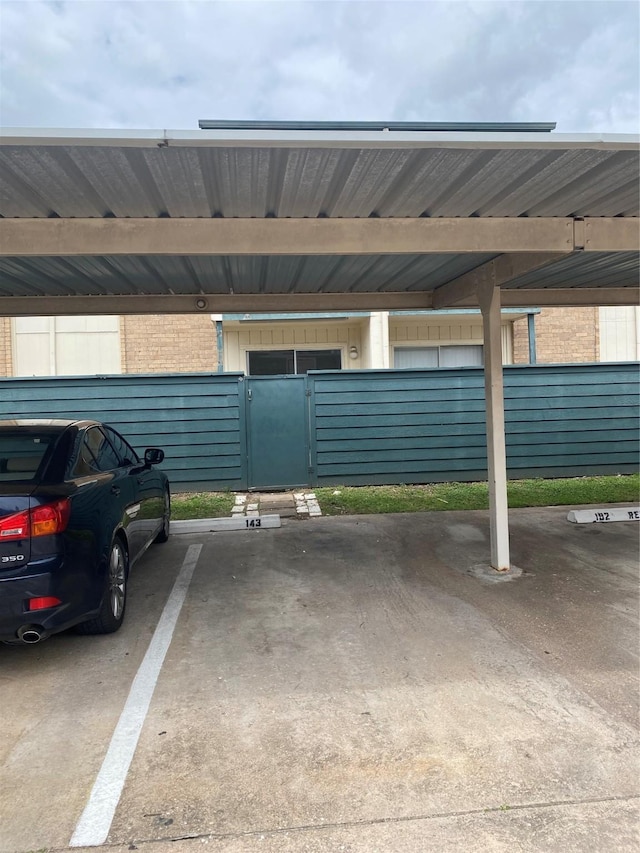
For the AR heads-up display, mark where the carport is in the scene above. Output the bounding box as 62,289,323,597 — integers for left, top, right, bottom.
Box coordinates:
0,121,638,570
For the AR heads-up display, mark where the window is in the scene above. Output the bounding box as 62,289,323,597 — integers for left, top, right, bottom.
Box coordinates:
0,432,53,482
394,345,483,369
248,349,342,375
102,427,139,467
13,316,121,377
74,427,124,475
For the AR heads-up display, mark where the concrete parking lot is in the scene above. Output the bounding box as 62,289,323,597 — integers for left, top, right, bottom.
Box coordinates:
1,507,638,853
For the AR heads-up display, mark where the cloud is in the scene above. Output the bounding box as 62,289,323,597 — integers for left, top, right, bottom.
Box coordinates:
0,0,638,131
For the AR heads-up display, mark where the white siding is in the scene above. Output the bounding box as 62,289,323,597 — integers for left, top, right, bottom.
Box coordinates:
13,316,121,377
599,307,640,362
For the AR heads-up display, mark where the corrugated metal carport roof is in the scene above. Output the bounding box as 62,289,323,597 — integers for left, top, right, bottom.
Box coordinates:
1,129,637,219
0,127,638,312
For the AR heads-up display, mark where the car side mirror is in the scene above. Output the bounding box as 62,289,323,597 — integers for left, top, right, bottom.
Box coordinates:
144,448,165,467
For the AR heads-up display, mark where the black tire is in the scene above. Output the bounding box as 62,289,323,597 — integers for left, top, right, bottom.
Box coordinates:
76,537,128,635
154,490,171,544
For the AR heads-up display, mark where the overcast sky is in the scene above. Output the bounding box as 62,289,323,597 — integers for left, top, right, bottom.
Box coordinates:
1,0,638,133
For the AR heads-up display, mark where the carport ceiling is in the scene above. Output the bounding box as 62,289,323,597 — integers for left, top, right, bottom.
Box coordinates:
0,127,638,314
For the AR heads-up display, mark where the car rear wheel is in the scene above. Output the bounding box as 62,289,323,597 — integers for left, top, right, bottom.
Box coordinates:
154,490,170,544
76,538,128,635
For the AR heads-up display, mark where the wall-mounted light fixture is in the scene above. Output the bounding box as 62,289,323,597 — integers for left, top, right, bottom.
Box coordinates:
349,345,359,360
195,297,208,310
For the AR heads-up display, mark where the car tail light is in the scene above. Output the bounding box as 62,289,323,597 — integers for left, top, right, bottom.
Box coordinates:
0,510,29,541
30,500,71,537
28,596,62,610
0,499,71,542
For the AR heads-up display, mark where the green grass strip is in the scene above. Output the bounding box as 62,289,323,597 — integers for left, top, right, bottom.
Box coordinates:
169,474,638,519
170,491,236,520
315,474,639,516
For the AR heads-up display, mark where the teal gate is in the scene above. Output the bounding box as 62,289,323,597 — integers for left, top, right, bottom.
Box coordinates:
246,376,310,490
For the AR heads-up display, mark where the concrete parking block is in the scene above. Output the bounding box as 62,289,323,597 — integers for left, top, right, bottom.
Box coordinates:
171,515,281,533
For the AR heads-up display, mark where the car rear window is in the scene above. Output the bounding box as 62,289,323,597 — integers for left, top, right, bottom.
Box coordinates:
0,433,55,482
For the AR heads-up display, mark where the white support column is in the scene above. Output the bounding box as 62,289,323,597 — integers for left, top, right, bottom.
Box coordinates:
367,311,390,368
478,277,511,570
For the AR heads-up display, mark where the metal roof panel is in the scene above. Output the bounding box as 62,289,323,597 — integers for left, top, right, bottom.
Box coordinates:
1,133,637,220
3,252,635,298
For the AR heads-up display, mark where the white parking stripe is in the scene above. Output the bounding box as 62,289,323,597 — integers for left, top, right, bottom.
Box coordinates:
70,543,202,847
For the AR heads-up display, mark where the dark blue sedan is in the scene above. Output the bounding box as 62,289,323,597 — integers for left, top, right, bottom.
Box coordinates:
0,419,170,644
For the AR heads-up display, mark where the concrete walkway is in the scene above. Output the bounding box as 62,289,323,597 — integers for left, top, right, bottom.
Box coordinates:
231,490,322,519
2,507,638,853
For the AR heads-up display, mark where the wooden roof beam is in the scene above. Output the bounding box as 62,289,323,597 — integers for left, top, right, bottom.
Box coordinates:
431,253,565,308
0,217,576,256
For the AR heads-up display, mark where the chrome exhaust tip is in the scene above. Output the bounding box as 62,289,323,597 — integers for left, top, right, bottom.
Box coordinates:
17,625,45,644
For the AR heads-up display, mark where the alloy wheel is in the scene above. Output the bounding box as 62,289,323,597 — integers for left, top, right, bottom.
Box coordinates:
108,542,126,620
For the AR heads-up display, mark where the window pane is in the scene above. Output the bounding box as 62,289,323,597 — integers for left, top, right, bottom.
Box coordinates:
439,345,483,367
78,427,123,473
394,347,439,368
296,349,341,373
248,350,295,375
103,426,139,466
0,433,53,482
74,440,97,477
394,345,483,368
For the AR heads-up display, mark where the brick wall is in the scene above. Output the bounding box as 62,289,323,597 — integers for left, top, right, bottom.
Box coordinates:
121,315,219,373
0,318,12,377
512,308,599,364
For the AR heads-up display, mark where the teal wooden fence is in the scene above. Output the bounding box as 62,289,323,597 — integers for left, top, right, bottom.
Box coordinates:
0,363,637,490
309,363,640,485
0,373,247,491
